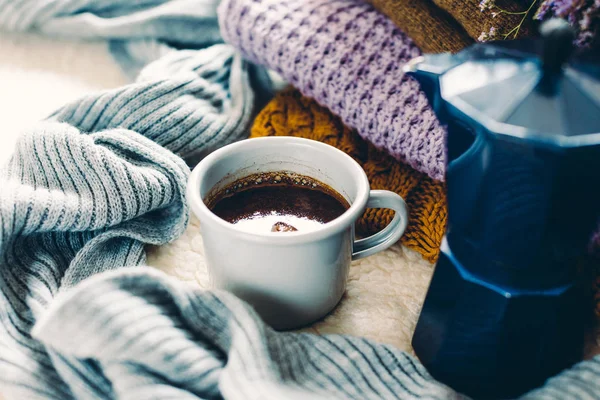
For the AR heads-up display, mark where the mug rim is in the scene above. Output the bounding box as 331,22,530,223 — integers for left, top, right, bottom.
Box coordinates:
187,137,370,244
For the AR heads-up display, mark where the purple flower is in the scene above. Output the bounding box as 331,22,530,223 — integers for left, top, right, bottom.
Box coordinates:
479,0,495,12
478,26,499,42
535,0,600,51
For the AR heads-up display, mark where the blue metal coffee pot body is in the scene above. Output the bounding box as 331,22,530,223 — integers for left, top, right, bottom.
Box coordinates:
405,20,600,399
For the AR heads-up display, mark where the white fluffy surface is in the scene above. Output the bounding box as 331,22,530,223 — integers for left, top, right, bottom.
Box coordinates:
147,216,432,351
0,33,433,355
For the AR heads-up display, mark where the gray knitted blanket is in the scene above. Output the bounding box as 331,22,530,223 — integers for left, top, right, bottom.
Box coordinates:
0,1,599,399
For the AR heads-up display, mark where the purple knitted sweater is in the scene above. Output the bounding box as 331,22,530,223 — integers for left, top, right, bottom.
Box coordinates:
218,0,446,181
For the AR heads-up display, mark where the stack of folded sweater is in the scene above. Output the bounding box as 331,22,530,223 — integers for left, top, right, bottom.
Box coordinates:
220,0,539,262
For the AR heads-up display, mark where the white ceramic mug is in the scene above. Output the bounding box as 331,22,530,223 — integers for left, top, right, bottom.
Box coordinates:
187,137,408,329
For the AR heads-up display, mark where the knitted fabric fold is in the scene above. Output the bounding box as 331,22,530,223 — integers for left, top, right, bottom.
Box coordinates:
50,46,263,161
0,120,189,399
366,0,535,52
0,0,231,78
364,0,474,53
0,1,270,398
251,89,447,263
32,267,600,400
218,0,447,181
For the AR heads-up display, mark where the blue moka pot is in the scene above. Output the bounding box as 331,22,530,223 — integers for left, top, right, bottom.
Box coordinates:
405,19,600,399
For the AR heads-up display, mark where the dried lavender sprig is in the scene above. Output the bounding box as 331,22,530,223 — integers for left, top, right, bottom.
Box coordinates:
535,0,600,51
478,0,539,41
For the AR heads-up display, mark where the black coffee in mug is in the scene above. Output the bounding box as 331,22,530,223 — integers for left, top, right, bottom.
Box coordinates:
206,172,350,233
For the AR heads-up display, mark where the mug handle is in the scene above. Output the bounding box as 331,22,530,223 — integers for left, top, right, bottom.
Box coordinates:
352,190,408,260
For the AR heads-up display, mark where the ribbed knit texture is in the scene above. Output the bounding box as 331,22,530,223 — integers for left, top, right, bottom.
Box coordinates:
0,121,189,399
49,46,263,161
0,1,269,398
32,267,600,400
218,0,447,181
2,1,600,399
0,0,224,78
251,89,447,263
0,0,274,160
364,0,474,52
